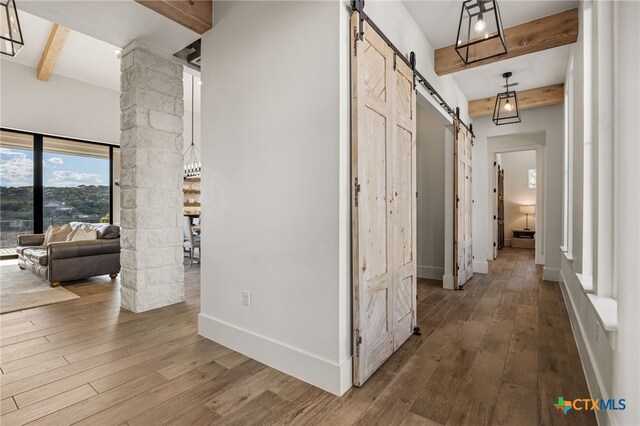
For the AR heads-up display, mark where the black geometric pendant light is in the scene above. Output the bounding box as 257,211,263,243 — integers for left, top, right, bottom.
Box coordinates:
493,72,521,125
455,0,506,65
0,0,24,57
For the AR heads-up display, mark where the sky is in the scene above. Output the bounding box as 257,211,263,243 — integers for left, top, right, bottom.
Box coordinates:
0,147,109,187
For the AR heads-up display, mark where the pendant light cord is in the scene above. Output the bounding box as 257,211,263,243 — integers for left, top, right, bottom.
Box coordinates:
183,74,201,177
191,74,195,148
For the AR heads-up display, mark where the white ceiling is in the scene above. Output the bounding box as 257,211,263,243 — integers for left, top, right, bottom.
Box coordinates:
404,0,579,50
453,45,571,99
2,10,200,111
6,1,574,110
17,0,200,55
403,0,578,100
4,11,121,91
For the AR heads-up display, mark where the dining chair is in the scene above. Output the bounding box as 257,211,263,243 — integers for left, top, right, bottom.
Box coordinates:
183,216,201,266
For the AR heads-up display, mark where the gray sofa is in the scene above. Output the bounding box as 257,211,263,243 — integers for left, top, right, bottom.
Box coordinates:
16,222,120,287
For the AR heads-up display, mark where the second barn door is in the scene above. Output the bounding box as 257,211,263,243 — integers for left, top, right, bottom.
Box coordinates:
454,122,473,288
351,13,417,387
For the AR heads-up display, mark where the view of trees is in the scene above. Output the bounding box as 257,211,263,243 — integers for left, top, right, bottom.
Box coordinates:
0,185,109,248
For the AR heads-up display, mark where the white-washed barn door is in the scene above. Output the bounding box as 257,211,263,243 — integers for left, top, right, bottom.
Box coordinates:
453,121,473,289
351,13,417,386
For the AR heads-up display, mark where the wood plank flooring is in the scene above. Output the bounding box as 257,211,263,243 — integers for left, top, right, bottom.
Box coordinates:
0,249,595,425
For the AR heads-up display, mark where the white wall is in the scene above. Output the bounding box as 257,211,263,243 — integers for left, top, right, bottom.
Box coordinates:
0,60,120,144
198,0,471,396
416,101,446,280
198,1,349,395
500,150,536,244
473,107,562,278
560,2,640,426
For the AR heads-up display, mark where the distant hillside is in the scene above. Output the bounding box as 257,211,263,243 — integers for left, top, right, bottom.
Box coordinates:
1,185,109,247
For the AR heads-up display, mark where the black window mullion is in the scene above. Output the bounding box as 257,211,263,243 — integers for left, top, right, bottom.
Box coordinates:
33,134,43,234
109,146,114,225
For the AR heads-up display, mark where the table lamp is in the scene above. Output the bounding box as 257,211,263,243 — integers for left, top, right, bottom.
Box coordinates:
520,205,535,230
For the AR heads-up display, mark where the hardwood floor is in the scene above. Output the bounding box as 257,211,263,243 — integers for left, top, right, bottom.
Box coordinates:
0,249,595,425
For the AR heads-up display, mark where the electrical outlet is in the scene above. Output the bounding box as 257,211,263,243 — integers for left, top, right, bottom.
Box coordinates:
242,290,251,307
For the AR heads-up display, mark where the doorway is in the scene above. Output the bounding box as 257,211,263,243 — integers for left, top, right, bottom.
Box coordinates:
416,96,450,284
494,150,537,258
488,136,545,265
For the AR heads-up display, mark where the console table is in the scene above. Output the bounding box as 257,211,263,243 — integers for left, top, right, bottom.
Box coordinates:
512,229,535,249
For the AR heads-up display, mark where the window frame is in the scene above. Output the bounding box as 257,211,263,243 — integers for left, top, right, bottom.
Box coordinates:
1,127,117,234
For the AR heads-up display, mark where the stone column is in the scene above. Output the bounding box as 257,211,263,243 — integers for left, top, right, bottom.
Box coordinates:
119,43,185,313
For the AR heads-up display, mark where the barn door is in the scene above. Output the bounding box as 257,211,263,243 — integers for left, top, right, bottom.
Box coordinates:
453,122,473,289
351,13,417,386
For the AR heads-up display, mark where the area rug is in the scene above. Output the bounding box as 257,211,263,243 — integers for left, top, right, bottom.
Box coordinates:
0,263,79,314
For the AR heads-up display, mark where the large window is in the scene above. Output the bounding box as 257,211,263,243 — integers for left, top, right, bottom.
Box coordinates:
0,131,34,249
0,129,118,250
43,137,110,228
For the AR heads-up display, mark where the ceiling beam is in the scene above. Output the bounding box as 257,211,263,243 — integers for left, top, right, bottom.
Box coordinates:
37,24,70,82
435,8,579,76
135,0,213,35
468,83,564,118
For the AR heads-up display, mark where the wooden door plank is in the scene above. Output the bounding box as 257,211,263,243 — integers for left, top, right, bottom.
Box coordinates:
351,12,395,386
434,8,579,75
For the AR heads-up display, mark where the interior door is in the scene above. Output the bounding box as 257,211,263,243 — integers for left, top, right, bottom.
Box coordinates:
390,44,417,352
497,167,505,250
453,122,473,289
351,13,417,386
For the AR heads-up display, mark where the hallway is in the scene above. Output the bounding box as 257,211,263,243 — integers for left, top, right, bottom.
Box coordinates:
0,249,594,425
393,248,597,425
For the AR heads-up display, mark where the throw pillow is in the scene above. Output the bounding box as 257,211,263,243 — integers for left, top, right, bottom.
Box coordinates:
44,224,72,245
95,224,120,239
43,225,56,245
66,227,79,241
71,228,98,241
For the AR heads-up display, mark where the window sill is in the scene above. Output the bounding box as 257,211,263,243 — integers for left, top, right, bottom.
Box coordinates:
576,274,593,293
587,293,618,350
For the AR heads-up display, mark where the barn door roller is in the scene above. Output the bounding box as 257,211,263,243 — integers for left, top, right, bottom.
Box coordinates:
351,0,475,139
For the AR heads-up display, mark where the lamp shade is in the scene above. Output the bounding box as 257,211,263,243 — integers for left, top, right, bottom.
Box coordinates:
520,205,535,214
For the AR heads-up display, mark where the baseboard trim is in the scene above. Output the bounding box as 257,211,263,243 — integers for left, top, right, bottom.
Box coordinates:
559,269,614,426
473,260,488,274
417,265,444,280
443,274,455,290
543,267,560,282
198,313,352,396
